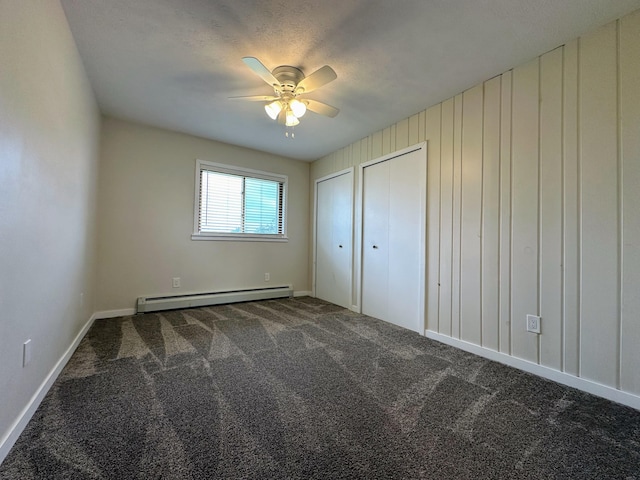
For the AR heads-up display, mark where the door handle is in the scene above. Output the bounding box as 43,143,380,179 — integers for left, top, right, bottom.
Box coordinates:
373,245,379,249
338,245,343,248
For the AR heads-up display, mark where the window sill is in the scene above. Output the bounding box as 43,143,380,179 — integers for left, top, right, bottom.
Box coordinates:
191,233,289,242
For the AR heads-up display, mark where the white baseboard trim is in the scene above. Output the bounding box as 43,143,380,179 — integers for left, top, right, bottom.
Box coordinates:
0,313,97,465
293,291,312,297
93,308,136,319
425,330,640,411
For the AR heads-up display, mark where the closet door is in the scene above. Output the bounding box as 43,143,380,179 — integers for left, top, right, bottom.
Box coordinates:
361,147,425,333
315,171,352,308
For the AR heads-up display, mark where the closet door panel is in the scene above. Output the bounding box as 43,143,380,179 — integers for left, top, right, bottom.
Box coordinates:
316,178,335,303
388,150,422,330
362,160,390,320
332,172,352,307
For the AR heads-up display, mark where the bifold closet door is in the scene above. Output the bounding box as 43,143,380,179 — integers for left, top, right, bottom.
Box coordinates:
361,148,424,333
315,171,352,309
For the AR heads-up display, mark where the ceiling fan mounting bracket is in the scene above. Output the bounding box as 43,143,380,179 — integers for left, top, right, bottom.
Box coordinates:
271,66,305,92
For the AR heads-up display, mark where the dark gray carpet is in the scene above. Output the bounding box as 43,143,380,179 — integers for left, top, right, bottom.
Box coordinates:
1,297,639,479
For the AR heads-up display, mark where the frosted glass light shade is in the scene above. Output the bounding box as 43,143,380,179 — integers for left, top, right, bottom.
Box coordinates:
265,101,283,120
289,99,307,118
285,109,300,126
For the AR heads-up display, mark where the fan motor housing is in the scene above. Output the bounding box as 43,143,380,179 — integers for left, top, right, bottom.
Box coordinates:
272,66,305,91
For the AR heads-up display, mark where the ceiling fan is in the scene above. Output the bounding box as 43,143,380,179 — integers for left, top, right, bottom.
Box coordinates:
230,57,339,128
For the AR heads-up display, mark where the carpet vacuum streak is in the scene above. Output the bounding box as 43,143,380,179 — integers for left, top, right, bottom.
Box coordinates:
1,297,639,479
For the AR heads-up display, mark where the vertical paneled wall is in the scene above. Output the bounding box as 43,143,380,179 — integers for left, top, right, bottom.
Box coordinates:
310,11,640,396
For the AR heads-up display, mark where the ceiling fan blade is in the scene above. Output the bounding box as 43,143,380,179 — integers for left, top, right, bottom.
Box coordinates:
295,65,337,93
228,95,280,102
242,57,280,89
305,99,339,118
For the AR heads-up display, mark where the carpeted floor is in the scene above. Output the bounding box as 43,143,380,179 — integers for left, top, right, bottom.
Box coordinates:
1,297,639,479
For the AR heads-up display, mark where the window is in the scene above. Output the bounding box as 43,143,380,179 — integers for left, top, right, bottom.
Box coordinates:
192,160,287,241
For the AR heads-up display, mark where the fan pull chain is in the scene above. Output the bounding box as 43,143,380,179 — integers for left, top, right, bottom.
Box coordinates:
285,127,295,139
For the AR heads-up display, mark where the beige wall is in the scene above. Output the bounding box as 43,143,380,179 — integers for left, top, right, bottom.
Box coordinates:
311,11,640,398
97,118,310,311
0,0,101,451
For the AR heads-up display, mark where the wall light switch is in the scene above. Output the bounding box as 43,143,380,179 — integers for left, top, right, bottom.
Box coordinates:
264,273,270,282
172,277,181,288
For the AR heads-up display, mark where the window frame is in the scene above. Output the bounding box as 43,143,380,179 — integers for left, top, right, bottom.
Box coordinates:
192,159,288,242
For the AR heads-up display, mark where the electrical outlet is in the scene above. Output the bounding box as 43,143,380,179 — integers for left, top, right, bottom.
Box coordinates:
172,277,181,288
526,314,541,334
264,273,270,282
23,339,32,367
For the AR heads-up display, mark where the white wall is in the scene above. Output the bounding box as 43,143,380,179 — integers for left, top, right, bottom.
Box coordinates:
96,117,310,311
0,0,101,455
311,11,640,401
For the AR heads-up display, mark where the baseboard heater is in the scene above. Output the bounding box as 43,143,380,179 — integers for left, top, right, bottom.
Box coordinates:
136,286,293,313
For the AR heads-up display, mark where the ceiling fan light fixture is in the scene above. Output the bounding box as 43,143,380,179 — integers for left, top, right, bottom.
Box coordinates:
264,100,283,120
236,57,339,130
285,109,300,127
289,99,307,118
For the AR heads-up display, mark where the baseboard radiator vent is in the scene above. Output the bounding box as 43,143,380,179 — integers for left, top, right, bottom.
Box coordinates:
136,286,293,313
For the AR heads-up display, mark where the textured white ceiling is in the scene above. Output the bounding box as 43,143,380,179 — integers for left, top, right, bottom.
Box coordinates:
61,0,640,161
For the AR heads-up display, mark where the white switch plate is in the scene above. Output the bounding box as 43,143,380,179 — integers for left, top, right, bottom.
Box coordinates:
23,339,32,367
264,273,270,281
172,277,181,288
526,314,541,334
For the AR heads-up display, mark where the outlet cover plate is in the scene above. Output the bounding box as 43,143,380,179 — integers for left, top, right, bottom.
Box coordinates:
526,314,541,334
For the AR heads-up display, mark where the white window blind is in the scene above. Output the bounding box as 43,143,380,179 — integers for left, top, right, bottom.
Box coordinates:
193,160,287,241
